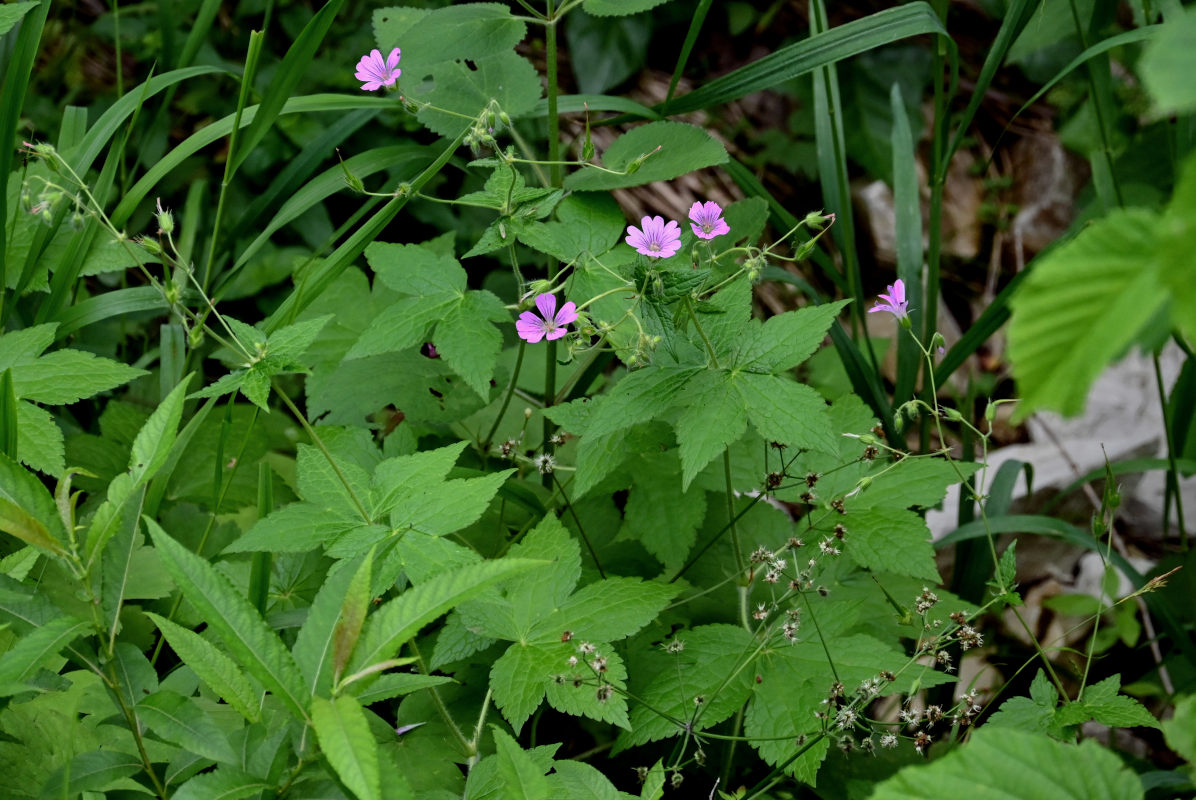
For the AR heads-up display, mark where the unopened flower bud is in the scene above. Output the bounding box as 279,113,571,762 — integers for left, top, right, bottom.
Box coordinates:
155,198,175,235
804,210,835,230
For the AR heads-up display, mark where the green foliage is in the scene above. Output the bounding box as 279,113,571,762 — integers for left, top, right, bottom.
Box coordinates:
870,727,1143,800
0,1,1180,797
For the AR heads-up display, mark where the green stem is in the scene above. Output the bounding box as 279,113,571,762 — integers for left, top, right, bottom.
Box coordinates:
276,383,371,523
482,339,527,455
542,0,563,486
725,451,744,580
1153,353,1188,549
553,474,605,578
410,640,473,757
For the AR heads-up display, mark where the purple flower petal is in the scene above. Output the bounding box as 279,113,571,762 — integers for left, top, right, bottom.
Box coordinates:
535,293,557,321
555,301,578,326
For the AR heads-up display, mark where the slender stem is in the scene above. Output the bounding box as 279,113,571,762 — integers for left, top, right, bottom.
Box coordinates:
466,688,494,772
275,383,371,523
1153,353,1188,549
410,640,473,757
553,474,606,578
684,296,720,368
542,0,563,485
724,451,744,579
482,340,527,454
107,663,169,799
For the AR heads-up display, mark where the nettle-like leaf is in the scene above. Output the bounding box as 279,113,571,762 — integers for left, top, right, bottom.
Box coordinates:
311,694,381,800
840,457,981,581
989,670,1159,739
870,727,1143,800
564,121,727,191
348,242,507,399
460,161,564,259
516,193,626,264
745,634,906,782
617,624,756,750
227,441,512,563
553,281,842,494
452,516,677,733
191,315,331,411
582,0,673,16
372,4,538,138
0,324,146,476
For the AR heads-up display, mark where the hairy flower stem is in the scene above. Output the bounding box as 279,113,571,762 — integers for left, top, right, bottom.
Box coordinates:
106,661,170,800
541,0,563,488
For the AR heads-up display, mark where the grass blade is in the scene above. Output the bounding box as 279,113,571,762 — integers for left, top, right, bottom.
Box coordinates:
0,0,49,303
890,82,924,407
230,0,348,176
660,3,951,115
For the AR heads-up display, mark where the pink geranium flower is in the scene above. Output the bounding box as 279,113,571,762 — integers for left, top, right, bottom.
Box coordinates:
356,48,401,91
688,201,730,239
516,294,578,343
625,216,682,259
868,279,909,319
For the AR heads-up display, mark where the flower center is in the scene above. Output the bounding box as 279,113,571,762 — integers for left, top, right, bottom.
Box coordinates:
649,242,661,251
701,222,713,233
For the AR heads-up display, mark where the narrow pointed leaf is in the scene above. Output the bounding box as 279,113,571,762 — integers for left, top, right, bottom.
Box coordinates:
311,694,380,800
146,518,310,721
146,611,260,722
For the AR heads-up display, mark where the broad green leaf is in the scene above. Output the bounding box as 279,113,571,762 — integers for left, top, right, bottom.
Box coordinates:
869,728,1142,800
40,750,143,797
1008,209,1168,418
375,3,526,62
490,643,559,734
840,506,939,581
1162,694,1196,764
544,642,630,730
545,760,630,800
564,122,727,191
348,558,545,673
10,349,146,405
388,469,513,539
432,290,508,398
1139,11,1196,116
0,616,87,690
515,193,626,263
312,694,381,800
585,367,701,438
370,442,469,516
623,454,707,568
267,315,333,363
129,379,188,488
1057,674,1161,730
674,370,748,489
15,401,62,477
565,10,652,95
138,690,240,764
224,503,367,554
351,672,454,706
146,612,260,722
735,372,836,453
412,51,542,138
531,577,676,643
582,0,671,17
0,2,38,36
1159,153,1196,343
619,624,756,747
172,768,271,800
0,451,66,553
146,519,311,721
849,458,980,510
492,726,550,800
740,300,850,373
